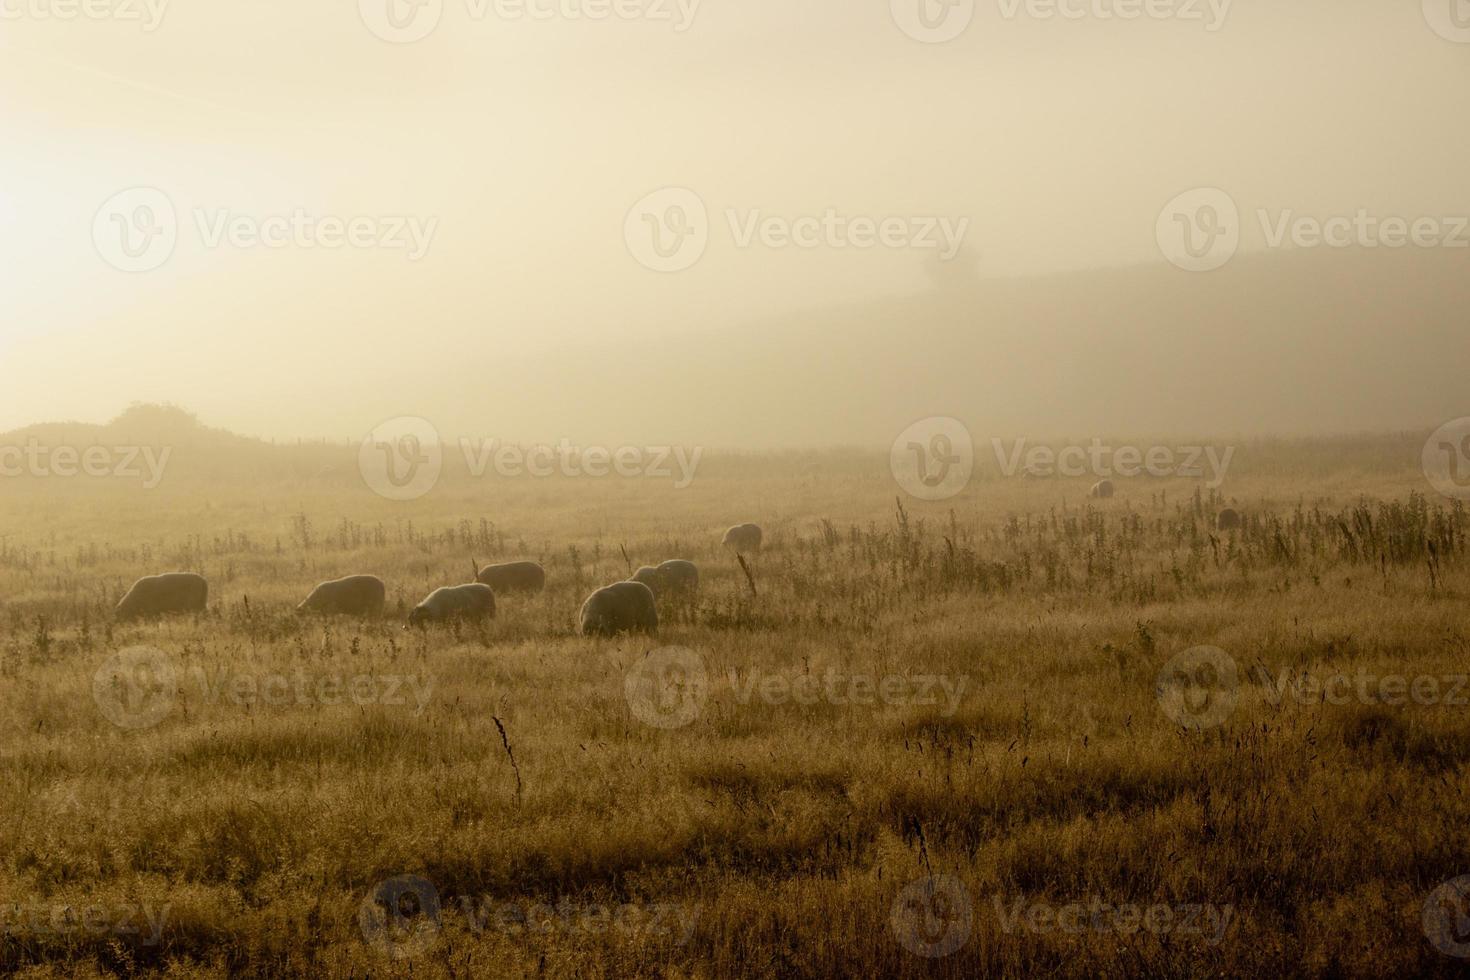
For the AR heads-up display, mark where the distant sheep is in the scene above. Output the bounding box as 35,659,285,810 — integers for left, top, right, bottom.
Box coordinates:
630,560,699,601
722,523,763,555
1090,480,1115,499
115,573,208,620
1216,508,1242,531
656,559,699,597
297,575,386,617
475,560,546,595
579,581,658,637
408,584,496,627
629,566,665,598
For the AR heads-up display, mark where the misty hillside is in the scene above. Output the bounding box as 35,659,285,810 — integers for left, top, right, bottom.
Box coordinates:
0,404,342,485
498,247,1469,447
0,404,254,449
6,248,1465,453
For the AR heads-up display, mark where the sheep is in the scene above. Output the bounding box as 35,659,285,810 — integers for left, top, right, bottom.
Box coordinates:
1216,508,1242,531
408,584,496,627
629,565,665,598
297,575,386,617
630,560,698,601
657,559,699,597
115,572,208,620
1090,480,1115,499
475,560,545,595
721,523,763,555
579,581,658,637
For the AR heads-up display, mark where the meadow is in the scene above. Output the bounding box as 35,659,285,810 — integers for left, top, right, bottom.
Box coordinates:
1,427,1469,977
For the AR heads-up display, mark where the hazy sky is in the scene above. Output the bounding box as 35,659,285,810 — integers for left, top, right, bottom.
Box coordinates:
2,0,1467,440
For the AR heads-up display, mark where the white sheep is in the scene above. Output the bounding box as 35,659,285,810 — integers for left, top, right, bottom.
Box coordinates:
629,566,665,598
409,584,496,627
579,581,658,637
475,560,546,595
115,573,208,620
657,559,699,597
721,523,763,555
298,575,386,616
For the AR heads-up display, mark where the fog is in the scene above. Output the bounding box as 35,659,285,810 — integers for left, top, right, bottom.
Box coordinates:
2,0,1467,443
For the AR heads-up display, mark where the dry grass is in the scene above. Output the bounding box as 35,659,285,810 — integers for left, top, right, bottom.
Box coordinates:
1,435,1468,977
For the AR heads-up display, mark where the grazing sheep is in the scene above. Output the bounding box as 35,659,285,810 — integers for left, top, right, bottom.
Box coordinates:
629,565,665,598
722,523,763,555
629,561,699,602
297,575,386,617
579,581,658,637
657,559,699,597
115,572,208,620
1216,508,1242,531
475,560,546,595
408,584,496,627
1090,480,1115,499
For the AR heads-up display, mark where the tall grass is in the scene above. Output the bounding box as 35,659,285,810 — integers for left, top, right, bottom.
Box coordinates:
0,440,1467,977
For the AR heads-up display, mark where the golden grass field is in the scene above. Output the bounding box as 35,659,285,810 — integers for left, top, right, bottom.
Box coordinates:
3,426,1470,977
